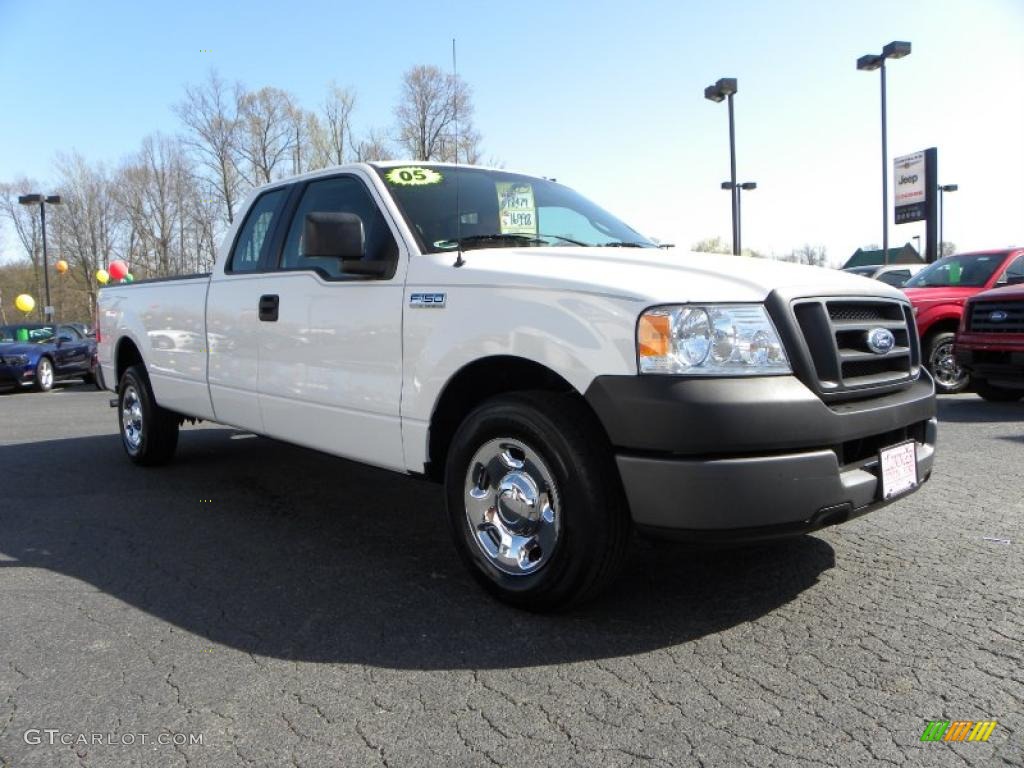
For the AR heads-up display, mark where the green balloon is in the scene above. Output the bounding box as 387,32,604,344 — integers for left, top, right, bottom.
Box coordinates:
125,273,134,283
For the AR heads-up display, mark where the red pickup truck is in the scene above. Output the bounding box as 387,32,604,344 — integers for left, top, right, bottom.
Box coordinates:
902,248,1024,393
954,284,1024,401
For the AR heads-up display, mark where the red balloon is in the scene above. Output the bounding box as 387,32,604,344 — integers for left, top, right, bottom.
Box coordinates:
108,260,128,280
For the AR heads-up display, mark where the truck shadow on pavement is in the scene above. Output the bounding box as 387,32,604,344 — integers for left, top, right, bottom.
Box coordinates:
0,428,835,670
936,395,1024,423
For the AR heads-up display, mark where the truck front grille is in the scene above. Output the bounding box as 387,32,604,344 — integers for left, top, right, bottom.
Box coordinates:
791,297,919,396
968,301,1024,333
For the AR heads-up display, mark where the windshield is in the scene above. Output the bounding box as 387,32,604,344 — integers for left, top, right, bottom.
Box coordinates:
904,253,1004,288
0,325,55,344
375,165,655,253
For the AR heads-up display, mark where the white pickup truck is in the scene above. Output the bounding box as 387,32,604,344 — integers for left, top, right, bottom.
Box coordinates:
98,162,937,610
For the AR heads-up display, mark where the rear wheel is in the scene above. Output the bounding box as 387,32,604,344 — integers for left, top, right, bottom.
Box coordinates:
975,379,1024,402
926,332,969,394
33,357,54,392
118,365,179,465
445,392,631,612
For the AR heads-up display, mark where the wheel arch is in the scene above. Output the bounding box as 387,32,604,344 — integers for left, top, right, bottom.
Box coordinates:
114,336,144,389
425,355,605,482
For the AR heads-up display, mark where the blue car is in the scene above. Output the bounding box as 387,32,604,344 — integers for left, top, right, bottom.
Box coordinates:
0,323,98,392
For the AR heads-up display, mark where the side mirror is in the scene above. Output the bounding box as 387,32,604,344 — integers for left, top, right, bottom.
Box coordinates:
303,212,391,278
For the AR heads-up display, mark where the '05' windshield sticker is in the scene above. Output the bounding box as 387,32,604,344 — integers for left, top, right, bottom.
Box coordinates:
496,182,537,236
385,167,443,186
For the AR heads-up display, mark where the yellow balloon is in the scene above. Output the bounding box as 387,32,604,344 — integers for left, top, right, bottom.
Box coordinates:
15,294,35,313
96,269,110,285
56,259,69,274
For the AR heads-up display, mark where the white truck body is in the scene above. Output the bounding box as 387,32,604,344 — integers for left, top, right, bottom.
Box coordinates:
98,162,937,609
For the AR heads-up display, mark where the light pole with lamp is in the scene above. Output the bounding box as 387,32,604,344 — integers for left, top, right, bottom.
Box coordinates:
704,77,740,255
721,181,757,254
939,184,958,257
856,41,912,266
18,194,62,327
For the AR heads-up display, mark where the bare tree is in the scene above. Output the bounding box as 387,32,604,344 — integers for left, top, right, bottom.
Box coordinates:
175,71,243,224
395,65,480,162
52,153,120,317
320,82,356,166
691,236,731,254
236,86,297,185
0,179,44,316
353,128,393,162
788,244,828,266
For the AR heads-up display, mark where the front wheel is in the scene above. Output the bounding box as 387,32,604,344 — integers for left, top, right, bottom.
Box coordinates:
445,392,631,612
926,332,969,394
118,365,179,465
33,357,54,392
975,379,1024,402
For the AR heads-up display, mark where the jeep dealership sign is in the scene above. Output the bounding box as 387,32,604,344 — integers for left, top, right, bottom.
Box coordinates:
894,151,926,224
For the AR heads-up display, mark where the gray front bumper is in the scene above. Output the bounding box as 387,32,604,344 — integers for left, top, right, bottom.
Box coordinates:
618,417,936,541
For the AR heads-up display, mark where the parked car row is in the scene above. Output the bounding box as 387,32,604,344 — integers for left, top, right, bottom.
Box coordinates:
0,323,100,392
899,248,1024,396
843,263,927,287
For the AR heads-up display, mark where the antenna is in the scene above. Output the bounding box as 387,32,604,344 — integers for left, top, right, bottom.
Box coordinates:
452,38,465,267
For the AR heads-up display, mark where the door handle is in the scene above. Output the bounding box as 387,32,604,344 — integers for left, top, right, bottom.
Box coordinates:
259,294,279,322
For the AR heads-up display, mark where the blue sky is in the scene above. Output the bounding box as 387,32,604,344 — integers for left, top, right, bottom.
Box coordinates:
1,0,1022,264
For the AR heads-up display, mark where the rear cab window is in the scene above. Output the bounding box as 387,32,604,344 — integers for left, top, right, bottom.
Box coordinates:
227,188,289,273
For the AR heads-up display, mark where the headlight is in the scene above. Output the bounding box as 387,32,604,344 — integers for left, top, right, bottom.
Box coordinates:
1,354,30,366
638,304,790,375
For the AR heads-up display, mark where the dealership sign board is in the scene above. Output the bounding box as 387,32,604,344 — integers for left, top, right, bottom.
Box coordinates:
894,151,927,224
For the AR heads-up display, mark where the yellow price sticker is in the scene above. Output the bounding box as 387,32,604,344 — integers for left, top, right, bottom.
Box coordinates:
385,167,443,186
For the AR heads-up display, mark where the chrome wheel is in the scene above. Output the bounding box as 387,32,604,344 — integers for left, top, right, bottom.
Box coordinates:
464,437,561,576
929,339,966,390
121,385,144,451
37,358,53,390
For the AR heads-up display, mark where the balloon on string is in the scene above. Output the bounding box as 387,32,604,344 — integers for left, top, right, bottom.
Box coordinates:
124,273,134,283
96,269,110,285
108,260,128,281
55,259,69,274
15,294,35,313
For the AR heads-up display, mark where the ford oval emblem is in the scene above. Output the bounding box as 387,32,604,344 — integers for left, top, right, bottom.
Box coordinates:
989,310,1008,322
866,327,896,355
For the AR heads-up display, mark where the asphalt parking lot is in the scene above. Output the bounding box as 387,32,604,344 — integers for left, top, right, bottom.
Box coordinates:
0,383,1021,767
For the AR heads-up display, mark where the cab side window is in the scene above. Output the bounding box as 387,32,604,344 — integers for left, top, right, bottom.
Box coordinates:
280,176,398,279
1001,254,1024,285
228,188,288,273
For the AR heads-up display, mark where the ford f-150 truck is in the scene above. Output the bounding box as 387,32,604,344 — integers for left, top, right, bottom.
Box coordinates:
98,162,937,610
903,248,1024,394
955,283,1024,401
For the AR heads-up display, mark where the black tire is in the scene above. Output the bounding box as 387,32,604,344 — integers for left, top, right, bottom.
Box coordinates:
975,379,1024,402
444,391,631,612
33,356,54,392
925,332,969,394
118,364,179,465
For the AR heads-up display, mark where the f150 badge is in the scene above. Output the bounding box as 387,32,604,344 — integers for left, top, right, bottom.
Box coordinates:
410,292,446,308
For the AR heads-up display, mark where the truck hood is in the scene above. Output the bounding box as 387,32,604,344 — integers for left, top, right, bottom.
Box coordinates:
969,283,1024,302
902,286,978,308
433,247,903,304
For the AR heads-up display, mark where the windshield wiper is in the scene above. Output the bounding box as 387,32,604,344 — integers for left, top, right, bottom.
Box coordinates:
601,241,648,248
437,234,547,250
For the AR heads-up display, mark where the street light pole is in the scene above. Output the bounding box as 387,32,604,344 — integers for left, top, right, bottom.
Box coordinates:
727,92,738,254
705,78,740,255
857,41,911,267
880,59,888,264
18,193,62,327
939,184,958,257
